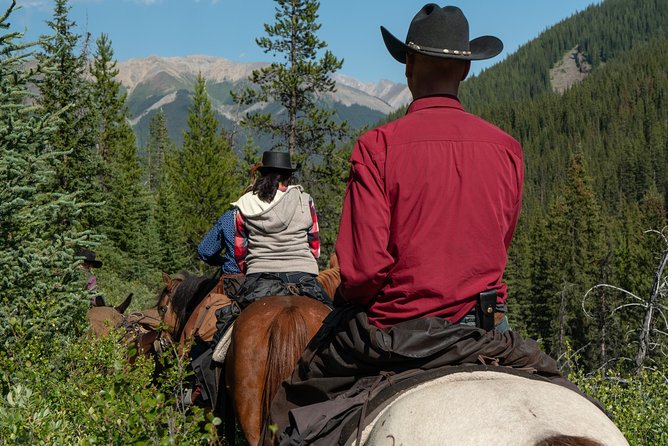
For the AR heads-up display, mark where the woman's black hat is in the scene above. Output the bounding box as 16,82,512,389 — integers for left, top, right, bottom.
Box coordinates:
259,151,297,173
381,4,503,63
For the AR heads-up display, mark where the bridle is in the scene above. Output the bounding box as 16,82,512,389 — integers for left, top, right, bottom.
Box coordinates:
156,276,185,353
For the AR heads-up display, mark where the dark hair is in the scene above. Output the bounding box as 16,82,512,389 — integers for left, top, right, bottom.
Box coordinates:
252,169,293,203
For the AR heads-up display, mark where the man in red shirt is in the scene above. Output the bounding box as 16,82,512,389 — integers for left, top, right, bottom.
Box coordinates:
336,5,521,330
267,6,605,444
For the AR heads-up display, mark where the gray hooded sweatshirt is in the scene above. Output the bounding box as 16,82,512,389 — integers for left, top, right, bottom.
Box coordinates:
231,185,319,275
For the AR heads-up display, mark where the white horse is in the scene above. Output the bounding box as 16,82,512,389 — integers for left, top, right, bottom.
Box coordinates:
352,370,628,446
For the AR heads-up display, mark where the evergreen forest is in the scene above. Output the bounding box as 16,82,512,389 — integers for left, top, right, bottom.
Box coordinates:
1,0,667,444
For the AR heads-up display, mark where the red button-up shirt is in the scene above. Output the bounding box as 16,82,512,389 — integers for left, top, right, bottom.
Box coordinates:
335,95,524,328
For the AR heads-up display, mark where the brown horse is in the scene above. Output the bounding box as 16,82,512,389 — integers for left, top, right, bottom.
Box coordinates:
87,293,165,362
157,268,336,445
226,295,330,445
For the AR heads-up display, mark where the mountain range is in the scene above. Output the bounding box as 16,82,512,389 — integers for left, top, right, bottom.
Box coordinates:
116,55,412,147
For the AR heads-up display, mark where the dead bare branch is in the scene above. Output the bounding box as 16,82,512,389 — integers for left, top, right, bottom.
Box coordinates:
582,284,644,319
556,342,591,368
656,307,668,328
581,226,668,373
643,227,668,246
635,241,668,372
584,284,644,302
652,328,668,337
611,302,647,315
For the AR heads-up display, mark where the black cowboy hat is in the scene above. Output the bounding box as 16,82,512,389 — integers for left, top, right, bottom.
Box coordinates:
259,151,297,173
381,4,503,63
76,248,103,268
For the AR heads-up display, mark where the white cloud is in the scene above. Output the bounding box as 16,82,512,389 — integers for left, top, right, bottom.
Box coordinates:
122,0,162,5
17,0,51,11
18,0,102,9
19,0,219,10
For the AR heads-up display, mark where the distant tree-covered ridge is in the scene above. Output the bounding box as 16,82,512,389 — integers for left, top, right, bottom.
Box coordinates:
473,0,668,368
461,0,668,110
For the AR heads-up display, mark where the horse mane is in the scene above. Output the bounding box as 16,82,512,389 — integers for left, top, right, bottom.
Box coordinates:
534,435,604,446
164,270,220,341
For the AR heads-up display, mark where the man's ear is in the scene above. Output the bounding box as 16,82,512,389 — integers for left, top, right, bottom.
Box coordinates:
405,52,414,79
461,60,471,80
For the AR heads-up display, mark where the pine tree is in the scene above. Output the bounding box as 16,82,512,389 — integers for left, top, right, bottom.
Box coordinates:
171,74,240,258
233,0,348,157
151,113,190,273
90,34,145,249
144,110,178,273
0,1,91,348
90,33,133,167
504,209,537,338
302,141,350,265
544,153,608,364
36,0,102,230
156,150,191,273
145,110,173,193
525,213,559,347
232,0,350,260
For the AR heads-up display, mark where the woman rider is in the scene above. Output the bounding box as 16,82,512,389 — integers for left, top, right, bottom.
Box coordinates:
212,151,332,341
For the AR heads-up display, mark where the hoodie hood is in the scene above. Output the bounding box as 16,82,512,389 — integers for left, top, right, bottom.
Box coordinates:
232,185,306,234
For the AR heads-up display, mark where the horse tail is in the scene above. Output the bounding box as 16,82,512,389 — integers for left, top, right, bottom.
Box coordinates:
260,303,309,426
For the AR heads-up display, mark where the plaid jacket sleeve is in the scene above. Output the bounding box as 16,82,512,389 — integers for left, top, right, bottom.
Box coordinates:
308,196,320,259
233,209,249,273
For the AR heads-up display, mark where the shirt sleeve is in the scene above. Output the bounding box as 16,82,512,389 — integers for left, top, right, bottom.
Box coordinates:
504,144,525,250
197,215,225,266
335,137,395,305
234,209,249,273
308,196,320,259
86,275,97,291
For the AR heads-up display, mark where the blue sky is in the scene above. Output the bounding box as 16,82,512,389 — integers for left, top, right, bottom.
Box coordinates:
12,0,603,84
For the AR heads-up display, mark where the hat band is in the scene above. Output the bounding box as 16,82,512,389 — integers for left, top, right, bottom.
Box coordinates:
408,41,472,57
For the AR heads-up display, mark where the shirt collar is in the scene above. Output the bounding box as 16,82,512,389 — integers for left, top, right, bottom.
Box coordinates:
406,94,464,114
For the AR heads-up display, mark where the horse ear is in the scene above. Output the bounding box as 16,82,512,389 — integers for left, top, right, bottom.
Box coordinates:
162,272,171,287
329,252,339,269
115,293,133,314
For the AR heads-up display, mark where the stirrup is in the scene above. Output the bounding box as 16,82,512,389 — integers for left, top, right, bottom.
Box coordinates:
212,321,235,363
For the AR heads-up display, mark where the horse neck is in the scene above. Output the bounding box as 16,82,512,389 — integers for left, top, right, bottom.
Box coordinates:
172,276,223,343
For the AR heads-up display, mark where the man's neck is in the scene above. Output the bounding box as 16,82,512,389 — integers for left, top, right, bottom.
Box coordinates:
409,85,459,100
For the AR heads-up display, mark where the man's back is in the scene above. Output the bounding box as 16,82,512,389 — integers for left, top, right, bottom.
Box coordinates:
336,95,523,327
267,8,608,445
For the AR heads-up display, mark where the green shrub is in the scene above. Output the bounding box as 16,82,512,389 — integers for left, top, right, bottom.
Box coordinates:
570,365,668,446
0,330,220,445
